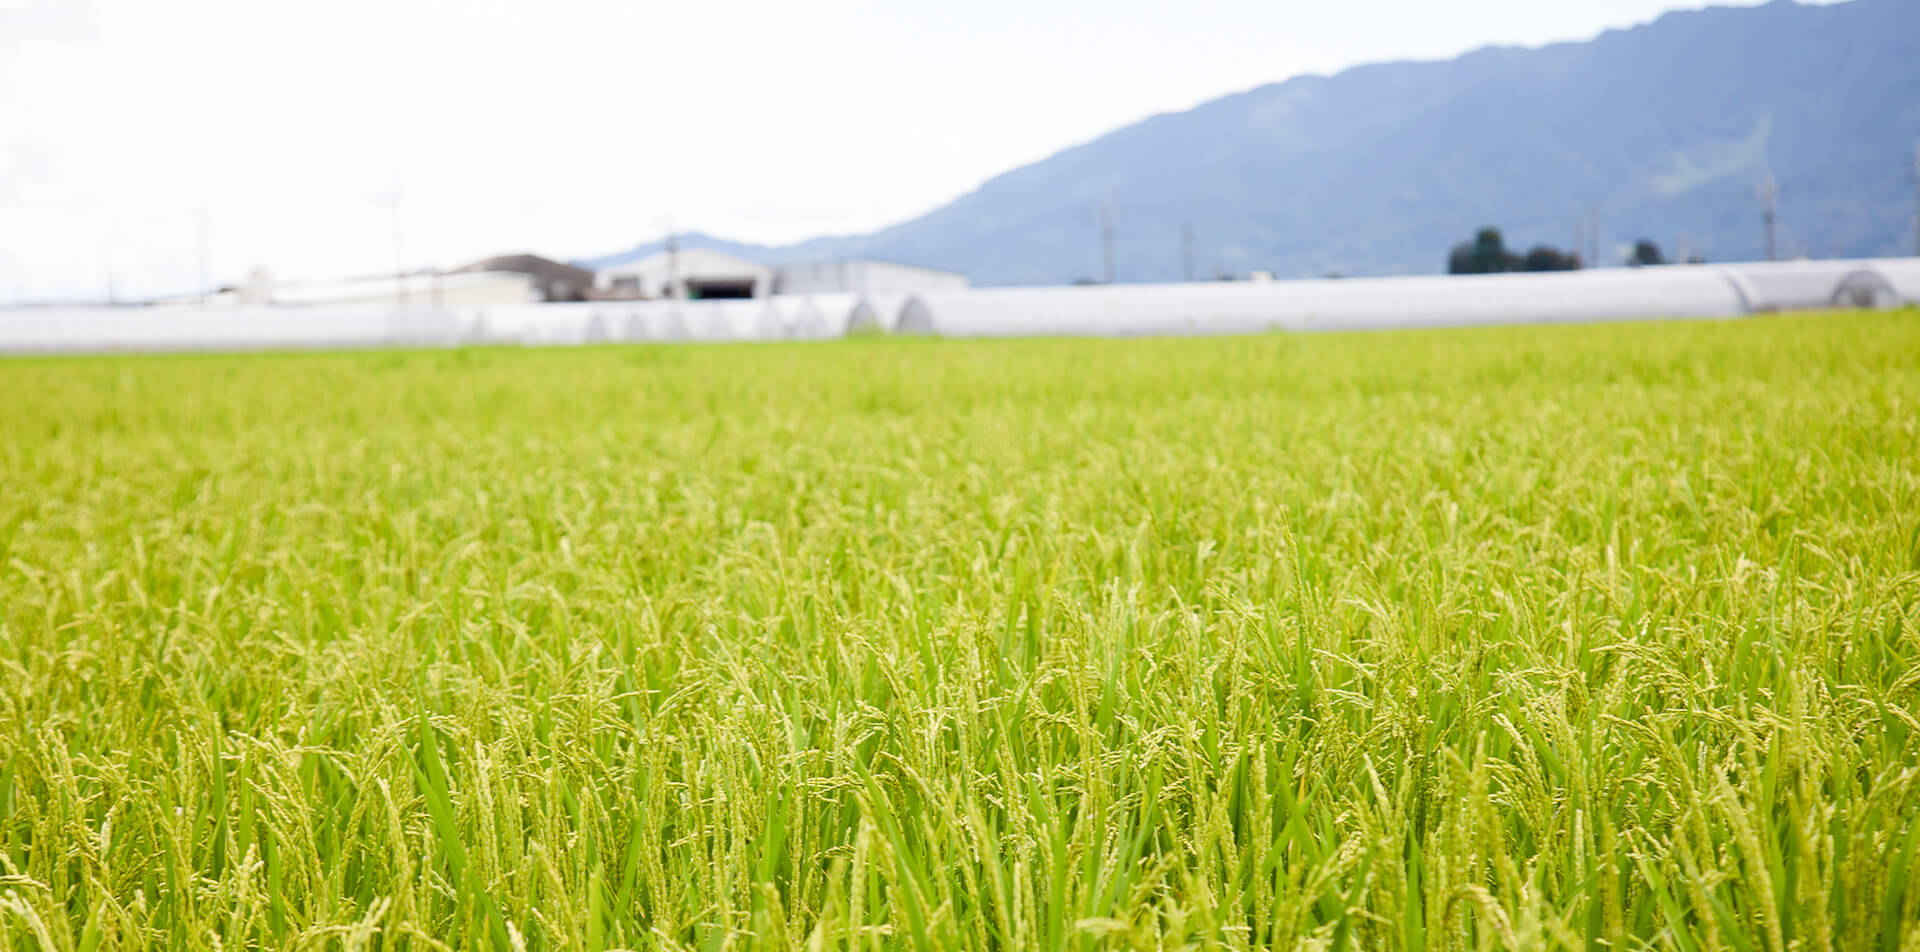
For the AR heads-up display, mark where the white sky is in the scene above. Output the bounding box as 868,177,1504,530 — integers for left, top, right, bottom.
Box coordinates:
0,0,1803,300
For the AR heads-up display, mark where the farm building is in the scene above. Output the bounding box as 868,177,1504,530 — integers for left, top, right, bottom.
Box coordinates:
448,254,594,302
595,248,770,300
157,270,539,309
771,259,968,296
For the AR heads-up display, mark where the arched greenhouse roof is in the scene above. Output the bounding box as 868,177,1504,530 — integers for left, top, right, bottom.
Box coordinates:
470,303,606,346
899,266,1749,338
0,306,448,354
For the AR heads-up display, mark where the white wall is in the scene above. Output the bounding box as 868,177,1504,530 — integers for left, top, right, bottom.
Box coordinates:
0,307,463,353
7,258,1911,354
898,267,1753,337
596,249,771,298
774,259,968,295
156,271,539,310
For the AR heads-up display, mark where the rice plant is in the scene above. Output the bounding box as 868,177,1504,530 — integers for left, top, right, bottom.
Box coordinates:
1,312,1917,950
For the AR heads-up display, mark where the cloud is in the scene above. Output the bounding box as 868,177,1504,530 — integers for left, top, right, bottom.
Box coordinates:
2,0,1784,300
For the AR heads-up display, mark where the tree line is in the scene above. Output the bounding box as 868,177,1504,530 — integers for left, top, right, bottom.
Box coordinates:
1448,227,1673,274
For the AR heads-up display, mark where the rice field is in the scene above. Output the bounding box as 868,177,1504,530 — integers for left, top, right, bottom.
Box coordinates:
2,311,1918,951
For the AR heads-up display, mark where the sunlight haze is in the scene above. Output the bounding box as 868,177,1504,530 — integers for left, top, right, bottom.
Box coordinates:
1,0,1826,299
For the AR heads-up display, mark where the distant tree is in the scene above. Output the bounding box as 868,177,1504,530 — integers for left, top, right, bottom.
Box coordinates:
1470,227,1514,273
1522,245,1582,271
1448,243,1475,275
1629,239,1666,267
1449,227,1524,274
1450,229,1594,273
1071,277,1100,286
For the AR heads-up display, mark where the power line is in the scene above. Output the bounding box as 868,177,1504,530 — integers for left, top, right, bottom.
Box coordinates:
1911,142,1919,257
0,254,22,306
1098,200,1116,284
1181,223,1194,283
1759,174,1778,262
392,190,408,308
666,225,682,300
1583,204,1601,268
195,204,210,305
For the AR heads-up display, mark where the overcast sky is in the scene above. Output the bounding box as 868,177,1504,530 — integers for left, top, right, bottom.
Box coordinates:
1,0,1812,300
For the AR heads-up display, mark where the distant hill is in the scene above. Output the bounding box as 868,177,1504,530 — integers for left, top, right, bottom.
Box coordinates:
581,0,1920,284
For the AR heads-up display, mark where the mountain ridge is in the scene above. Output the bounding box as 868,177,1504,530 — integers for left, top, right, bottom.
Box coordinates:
580,0,1920,284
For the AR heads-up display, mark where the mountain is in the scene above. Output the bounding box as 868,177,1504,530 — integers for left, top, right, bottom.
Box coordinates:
582,0,1920,284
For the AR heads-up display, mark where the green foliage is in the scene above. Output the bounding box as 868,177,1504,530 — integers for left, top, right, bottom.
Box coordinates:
1449,228,1522,275
1451,229,1582,274
1523,246,1583,272
2,313,1919,950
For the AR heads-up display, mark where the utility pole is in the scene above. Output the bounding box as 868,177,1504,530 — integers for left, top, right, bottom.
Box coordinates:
1181,223,1194,282
1911,143,1919,257
1098,200,1116,284
666,228,682,300
392,190,408,307
1759,174,1778,262
195,204,210,305
1586,204,1600,268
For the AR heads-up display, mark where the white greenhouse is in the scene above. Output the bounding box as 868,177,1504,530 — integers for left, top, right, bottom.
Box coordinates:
680,299,783,342
465,303,609,346
807,294,862,339
0,306,461,354
613,302,685,343
3,257,1914,355
1717,260,1907,313
1864,258,1920,305
765,294,860,340
898,266,1755,338
848,293,909,334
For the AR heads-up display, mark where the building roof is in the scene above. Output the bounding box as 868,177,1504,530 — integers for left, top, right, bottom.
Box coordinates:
778,257,968,277
451,253,594,285
599,248,769,280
